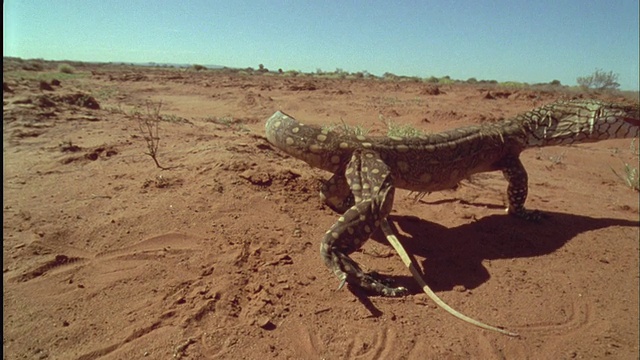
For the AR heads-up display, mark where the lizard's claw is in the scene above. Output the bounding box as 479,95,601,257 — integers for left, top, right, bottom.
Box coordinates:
361,272,409,297
337,276,347,291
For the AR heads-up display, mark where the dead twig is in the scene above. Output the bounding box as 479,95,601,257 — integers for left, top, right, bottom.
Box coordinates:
134,101,172,170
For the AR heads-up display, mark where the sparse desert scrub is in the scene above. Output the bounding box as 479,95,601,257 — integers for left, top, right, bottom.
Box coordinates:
57,63,75,74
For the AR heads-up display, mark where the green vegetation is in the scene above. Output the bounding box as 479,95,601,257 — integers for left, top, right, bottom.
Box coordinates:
5,70,86,81
203,115,250,132
204,115,236,127
436,75,454,85
103,103,126,115
379,114,426,138
4,57,636,101
322,119,371,137
92,86,120,101
20,60,45,71
160,114,192,124
57,63,75,74
424,76,438,83
322,114,427,139
610,139,640,191
497,81,528,88
611,162,640,191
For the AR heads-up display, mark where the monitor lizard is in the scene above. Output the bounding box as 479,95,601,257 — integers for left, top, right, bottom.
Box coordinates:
264,99,639,335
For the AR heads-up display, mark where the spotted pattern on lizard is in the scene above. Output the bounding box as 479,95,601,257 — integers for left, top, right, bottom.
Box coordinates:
265,100,639,296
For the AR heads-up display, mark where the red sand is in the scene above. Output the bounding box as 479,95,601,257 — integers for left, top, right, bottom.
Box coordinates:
3,61,639,359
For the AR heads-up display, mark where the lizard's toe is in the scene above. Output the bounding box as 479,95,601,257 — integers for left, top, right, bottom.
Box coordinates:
379,285,409,297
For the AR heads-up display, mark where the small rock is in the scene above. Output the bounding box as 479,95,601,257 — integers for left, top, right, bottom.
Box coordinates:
39,80,54,91
257,316,274,329
413,293,428,306
174,296,186,305
453,284,467,292
483,91,495,100
12,96,33,104
292,227,302,238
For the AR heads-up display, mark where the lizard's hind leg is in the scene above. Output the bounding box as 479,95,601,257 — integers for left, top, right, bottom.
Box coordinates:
320,173,354,214
320,149,407,296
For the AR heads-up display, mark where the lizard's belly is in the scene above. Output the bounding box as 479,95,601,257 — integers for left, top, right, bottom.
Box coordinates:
387,154,505,192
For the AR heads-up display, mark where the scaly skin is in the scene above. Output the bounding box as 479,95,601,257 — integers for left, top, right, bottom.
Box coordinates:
265,100,639,295
267,100,638,215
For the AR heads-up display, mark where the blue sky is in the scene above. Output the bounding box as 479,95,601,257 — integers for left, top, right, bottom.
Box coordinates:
4,1,639,90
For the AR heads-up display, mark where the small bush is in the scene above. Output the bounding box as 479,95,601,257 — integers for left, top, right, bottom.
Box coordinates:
192,64,206,71
323,119,370,137
499,81,528,88
611,163,640,191
437,76,455,85
382,72,399,80
424,76,439,84
379,114,426,138
57,63,75,74
133,101,171,170
22,61,44,71
576,69,620,90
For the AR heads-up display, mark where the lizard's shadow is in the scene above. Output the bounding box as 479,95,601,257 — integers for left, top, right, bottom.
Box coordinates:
370,211,638,293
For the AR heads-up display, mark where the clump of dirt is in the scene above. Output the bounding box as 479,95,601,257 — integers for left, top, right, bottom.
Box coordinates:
38,80,54,91
108,72,148,82
420,84,442,95
288,81,318,91
60,145,118,164
52,93,100,109
481,89,515,100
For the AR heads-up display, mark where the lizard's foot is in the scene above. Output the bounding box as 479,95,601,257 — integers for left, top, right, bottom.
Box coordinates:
338,271,408,297
362,271,409,297
507,207,547,222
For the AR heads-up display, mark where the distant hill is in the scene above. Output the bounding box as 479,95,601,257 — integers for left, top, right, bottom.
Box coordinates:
126,62,225,69
2,57,227,70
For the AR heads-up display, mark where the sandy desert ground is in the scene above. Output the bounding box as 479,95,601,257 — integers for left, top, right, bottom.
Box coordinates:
3,59,639,359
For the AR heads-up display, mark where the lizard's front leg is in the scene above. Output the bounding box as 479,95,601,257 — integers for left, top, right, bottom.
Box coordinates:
320,149,407,296
500,155,543,220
